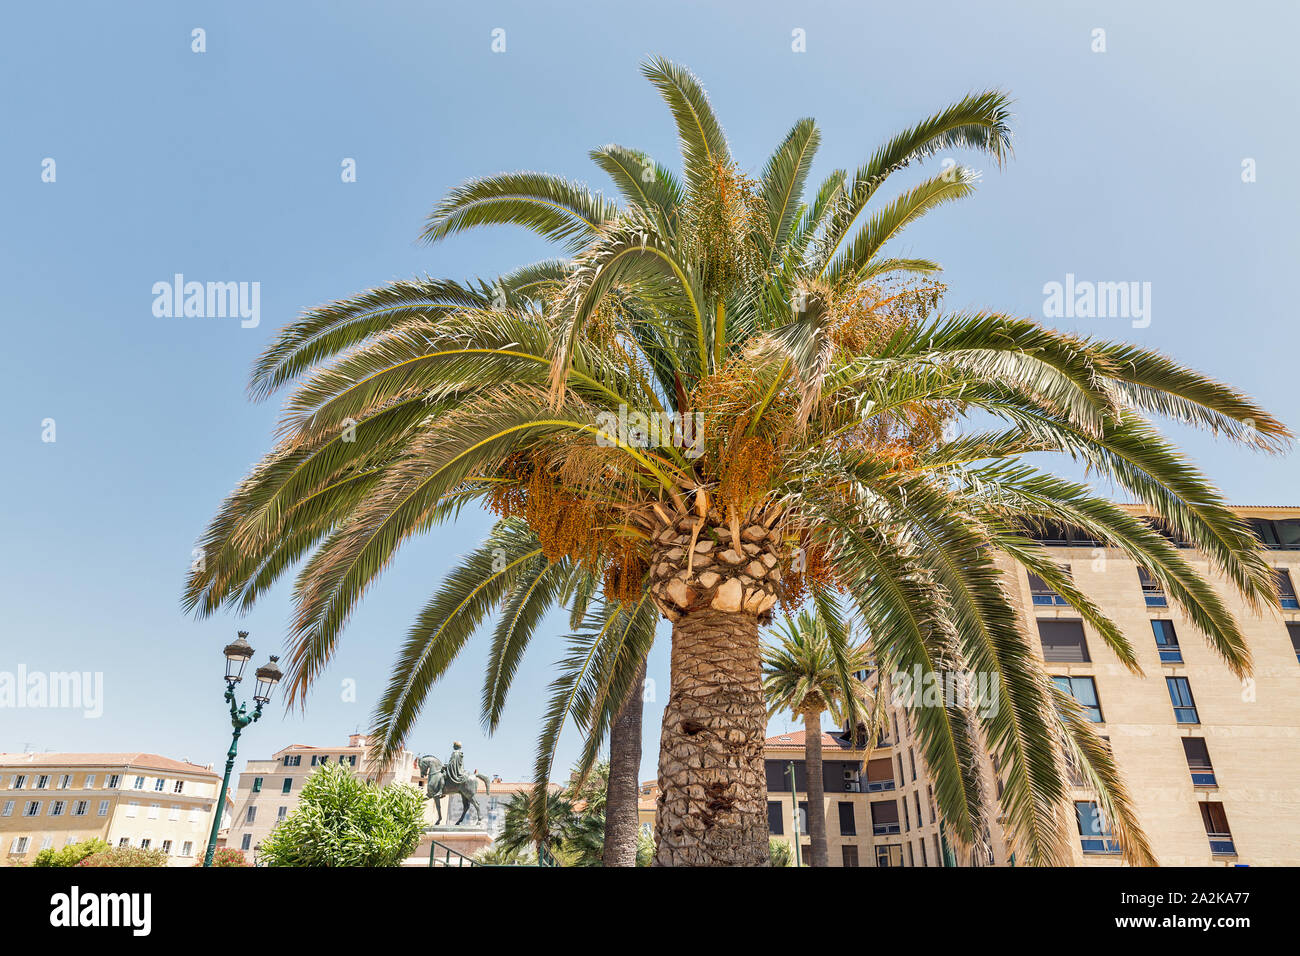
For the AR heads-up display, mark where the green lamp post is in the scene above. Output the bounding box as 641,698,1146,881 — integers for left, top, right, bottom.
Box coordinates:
202,632,282,867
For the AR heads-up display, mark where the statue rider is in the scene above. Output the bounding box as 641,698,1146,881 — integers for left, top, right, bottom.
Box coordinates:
444,740,468,787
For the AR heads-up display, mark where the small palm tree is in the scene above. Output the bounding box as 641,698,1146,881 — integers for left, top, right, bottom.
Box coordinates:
763,612,873,866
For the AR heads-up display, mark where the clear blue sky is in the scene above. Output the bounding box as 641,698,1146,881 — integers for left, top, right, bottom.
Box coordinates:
2,1,1296,784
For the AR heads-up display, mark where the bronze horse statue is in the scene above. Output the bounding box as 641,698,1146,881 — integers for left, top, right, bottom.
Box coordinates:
418,754,491,826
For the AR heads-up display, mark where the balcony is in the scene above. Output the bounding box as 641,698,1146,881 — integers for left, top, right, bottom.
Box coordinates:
864,779,896,793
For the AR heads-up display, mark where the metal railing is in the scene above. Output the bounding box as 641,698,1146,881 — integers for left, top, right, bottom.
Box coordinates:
428,838,480,867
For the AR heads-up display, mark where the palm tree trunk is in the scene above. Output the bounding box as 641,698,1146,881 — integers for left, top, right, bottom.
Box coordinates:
653,608,769,866
802,707,829,867
602,655,646,867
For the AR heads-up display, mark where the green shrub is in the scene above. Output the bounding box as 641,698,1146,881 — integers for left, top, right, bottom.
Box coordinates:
205,847,250,867
258,762,425,867
30,838,111,867
77,846,168,867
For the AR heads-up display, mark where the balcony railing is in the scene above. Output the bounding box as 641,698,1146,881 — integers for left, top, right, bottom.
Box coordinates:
1190,771,1217,787
865,780,896,792
1080,837,1123,854
1207,833,1236,855
872,823,901,836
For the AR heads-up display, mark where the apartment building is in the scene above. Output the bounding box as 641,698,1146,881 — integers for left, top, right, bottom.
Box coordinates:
225,732,423,857
763,722,960,867
761,504,1300,867
981,504,1300,866
0,752,220,866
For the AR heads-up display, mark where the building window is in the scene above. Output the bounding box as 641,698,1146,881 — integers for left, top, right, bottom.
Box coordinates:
58,774,72,789
864,757,894,792
147,803,160,820
1277,569,1299,609
133,776,145,790
767,801,783,835
241,834,252,851
106,774,120,789
1,800,12,816
11,837,29,853
12,775,26,790
1182,738,1216,787
1039,620,1091,662
252,776,263,793
874,843,903,867
124,801,138,817
797,801,808,835
153,778,165,792
23,801,42,816
246,806,257,823
173,780,184,794
1052,675,1104,722
97,800,109,816
283,755,301,767
1166,677,1200,724
277,806,288,821
84,775,95,789
1027,570,1070,606
920,838,929,866
1152,620,1182,663
118,838,129,848
282,778,292,794
841,845,860,867
870,800,900,836
50,800,65,816
1137,566,1167,607
73,800,88,816
1075,800,1122,854
838,801,856,836
35,775,50,789
168,806,181,821
181,841,193,856
161,840,172,854
1247,517,1300,549
140,838,150,850
1200,802,1235,855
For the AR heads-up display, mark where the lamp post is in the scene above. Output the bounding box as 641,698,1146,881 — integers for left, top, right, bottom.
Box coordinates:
202,632,282,867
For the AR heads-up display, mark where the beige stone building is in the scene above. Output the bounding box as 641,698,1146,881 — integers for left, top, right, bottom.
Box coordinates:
972,504,1300,866
0,752,221,866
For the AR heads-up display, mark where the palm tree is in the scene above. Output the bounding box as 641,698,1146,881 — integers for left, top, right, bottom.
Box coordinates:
185,57,1288,867
763,611,873,867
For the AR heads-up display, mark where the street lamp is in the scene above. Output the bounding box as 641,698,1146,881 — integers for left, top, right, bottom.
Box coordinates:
203,631,282,867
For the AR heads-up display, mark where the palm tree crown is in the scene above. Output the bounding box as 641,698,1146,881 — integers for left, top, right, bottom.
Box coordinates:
763,611,873,726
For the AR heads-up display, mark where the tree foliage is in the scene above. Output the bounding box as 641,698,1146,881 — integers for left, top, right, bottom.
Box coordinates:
258,762,424,867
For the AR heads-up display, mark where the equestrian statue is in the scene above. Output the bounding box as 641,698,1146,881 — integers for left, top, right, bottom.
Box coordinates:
418,741,491,826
